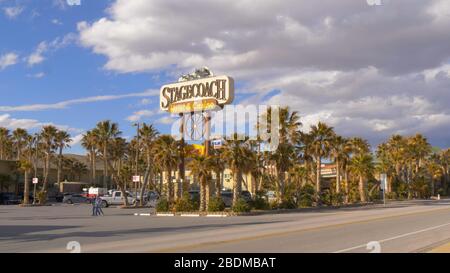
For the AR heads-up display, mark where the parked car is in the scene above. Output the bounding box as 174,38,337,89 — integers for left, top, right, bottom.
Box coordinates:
0,193,22,205
62,193,91,204
220,190,252,207
100,190,135,207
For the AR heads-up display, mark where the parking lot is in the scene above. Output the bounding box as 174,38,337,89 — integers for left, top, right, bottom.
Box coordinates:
0,203,282,253
2,200,450,253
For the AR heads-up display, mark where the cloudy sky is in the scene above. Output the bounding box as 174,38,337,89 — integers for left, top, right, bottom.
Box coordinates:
0,0,449,153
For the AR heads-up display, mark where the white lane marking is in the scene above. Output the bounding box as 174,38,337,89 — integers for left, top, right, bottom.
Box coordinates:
156,213,174,217
334,221,450,253
180,214,200,217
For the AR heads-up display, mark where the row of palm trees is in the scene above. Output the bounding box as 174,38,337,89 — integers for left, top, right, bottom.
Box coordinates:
76,107,449,210
1,106,449,208
0,125,73,204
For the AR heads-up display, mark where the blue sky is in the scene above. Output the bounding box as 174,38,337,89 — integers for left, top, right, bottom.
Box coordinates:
0,0,254,153
1,0,449,154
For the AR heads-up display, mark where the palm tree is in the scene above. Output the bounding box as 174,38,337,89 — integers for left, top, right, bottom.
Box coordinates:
139,123,159,205
210,149,225,197
349,153,374,203
270,143,296,201
0,127,10,160
440,149,450,193
222,134,252,206
309,122,335,198
12,128,28,160
426,154,443,196
40,125,58,192
260,106,302,145
188,155,213,211
20,134,33,205
152,135,179,203
408,134,431,174
330,135,350,194
386,135,407,182
376,143,395,193
93,120,121,188
81,130,98,184
55,130,71,184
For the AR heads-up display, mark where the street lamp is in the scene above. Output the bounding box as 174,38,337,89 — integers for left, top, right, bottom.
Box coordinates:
132,123,140,206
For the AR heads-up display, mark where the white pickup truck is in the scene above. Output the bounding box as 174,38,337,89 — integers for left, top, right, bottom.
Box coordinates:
100,191,135,207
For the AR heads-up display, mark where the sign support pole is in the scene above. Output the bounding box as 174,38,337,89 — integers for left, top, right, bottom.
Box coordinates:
179,113,186,198
33,183,37,204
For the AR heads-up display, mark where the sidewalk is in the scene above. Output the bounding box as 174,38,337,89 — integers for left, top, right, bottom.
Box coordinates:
429,242,450,253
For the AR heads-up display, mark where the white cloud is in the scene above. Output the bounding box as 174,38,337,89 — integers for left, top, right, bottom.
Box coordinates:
0,113,82,133
156,116,176,125
0,89,159,112
0,53,18,70
51,19,63,25
77,0,450,147
126,109,156,122
139,98,151,105
27,33,77,67
27,42,47,66
71,134,84,146
3,6,24,19
27,72,46,78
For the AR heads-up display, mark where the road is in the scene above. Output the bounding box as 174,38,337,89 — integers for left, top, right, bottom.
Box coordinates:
1,200,450,253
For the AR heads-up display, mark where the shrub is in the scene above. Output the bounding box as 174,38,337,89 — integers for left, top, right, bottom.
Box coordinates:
252,197,270,210
208,197,225,212
298,184,315,207
278,198,297,209
232,198,251,213
156,197,170,212
37,191,47,205
174,193,193,212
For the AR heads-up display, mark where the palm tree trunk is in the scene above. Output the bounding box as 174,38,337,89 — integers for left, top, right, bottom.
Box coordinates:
199,175,206,212
159,171,163,195
359,175,366,203
43,152,50,191
57,147,63,184
93,152,97,184
167,169,173,203
336,158,340,193
140,160,151,206
316,158,322,201
215,172,221,197
23,171,30,205
205,176,210,211
344,169,349,204
278,168,285,202
103,145,108,189
232,170,242,207
431,178,435,196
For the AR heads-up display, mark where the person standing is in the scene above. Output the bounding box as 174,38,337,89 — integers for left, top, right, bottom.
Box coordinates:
95,196,104,216
91,196,97,216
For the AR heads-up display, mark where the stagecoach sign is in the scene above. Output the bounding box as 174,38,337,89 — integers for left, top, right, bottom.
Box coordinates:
160,75,234,113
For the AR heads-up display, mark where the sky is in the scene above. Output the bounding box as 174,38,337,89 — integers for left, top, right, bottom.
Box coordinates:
0,0,449,154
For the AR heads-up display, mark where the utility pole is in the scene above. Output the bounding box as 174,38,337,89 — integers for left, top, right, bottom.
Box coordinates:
133,123,140,206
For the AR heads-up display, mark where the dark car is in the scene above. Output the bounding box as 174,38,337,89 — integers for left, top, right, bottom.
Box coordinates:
0,192,22,205
63,193,90,204
221,190,252,207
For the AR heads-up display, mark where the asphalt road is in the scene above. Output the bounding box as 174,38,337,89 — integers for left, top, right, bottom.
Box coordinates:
1,200,450,253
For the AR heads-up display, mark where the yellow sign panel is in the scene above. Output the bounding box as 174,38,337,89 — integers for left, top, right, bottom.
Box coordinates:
192,144,206,156
169,99,219,114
